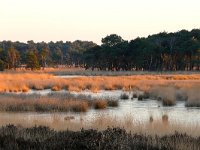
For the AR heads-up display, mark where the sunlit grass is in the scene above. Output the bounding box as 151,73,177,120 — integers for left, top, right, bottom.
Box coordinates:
1,73,200,93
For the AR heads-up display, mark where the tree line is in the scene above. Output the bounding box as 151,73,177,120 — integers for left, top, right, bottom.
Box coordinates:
84,29,200,71
0,40,96,71
0,29,200,71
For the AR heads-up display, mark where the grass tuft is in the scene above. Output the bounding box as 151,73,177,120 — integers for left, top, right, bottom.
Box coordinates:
94,100,107,109
107,100,119,107
162,98,176,106
120,93,129,100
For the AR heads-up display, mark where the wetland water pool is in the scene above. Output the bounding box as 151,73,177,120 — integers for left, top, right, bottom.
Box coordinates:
1,88,200,130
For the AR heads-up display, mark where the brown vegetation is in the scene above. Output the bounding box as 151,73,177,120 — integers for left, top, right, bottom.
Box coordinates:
0,112,200,137
162,98,176,106
1,72,200,108
94,100,108,109
1,73,200,93
0,93,118,113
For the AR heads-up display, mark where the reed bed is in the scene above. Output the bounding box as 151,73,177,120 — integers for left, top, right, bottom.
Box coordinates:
1,73,200,93
1,73,200,107
0,93,119,112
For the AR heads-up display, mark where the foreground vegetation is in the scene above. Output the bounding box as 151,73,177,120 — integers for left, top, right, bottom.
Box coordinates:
0,125,199,150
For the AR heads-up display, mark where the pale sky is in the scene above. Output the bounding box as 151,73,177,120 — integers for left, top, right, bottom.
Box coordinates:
0,0,200,44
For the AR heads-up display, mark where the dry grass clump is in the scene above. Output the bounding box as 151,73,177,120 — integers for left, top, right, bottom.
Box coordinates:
0,93,90,112
107,100,119,107
138,95,144,101
131,93,138,99
185,89,200,107
94,100,108,109
162,98,176,106
137,92,150,101
70,102,89,112
0,98,89,113
120,93,129,100
142,92,150,99
0,93,119,112
149,116,153,123
185,102,200,107
51,85,62,91
162,114,169,124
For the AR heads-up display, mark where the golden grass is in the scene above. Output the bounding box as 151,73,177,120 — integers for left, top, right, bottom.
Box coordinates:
0,94,90,112
1,73,200,93
51,85,62,91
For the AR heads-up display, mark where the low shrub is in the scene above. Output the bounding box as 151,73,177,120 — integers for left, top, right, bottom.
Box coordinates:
0,125,199,150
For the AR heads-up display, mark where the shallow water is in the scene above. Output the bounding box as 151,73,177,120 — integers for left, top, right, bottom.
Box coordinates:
2,75,200,129
1,89,200,130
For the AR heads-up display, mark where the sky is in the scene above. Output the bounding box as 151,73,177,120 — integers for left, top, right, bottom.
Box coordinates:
0,0,200,44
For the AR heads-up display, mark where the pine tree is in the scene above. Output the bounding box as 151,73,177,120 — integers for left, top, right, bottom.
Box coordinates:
26,51,40,70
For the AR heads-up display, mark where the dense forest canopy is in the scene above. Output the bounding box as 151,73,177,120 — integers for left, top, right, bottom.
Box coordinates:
84,29,200,71
0,29,200,71
0,40,96,70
